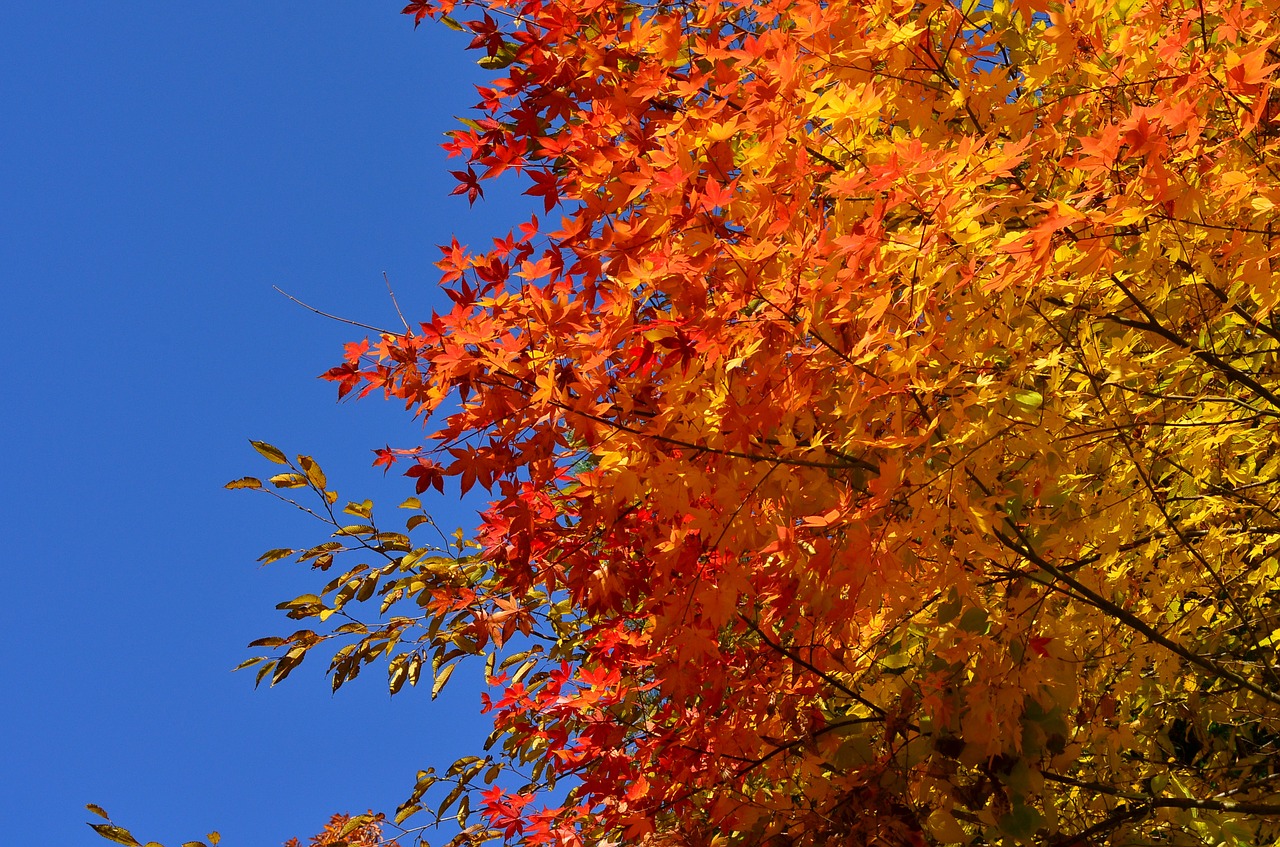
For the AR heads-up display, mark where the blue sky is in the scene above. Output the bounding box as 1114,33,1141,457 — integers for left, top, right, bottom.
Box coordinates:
1,4,530,844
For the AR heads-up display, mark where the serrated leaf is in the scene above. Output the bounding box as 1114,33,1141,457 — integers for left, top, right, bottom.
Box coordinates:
389,655,409,695
86,804,111,820
399,497,422,510
344,499,374,519
250,440,289,464
339,815,374,838
224,477,262,490
298,455,327,489
268,473,307,489
277,594,323,609
437,783,464,817
89,824,141,846
257,548,295,564
433,661,458,699
232,656,268,672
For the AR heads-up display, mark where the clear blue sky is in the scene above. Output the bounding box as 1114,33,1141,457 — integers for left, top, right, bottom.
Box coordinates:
1,4,530,844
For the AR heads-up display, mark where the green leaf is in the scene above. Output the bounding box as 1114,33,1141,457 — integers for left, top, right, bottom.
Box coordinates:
880,652,910,672
250,440,289,464
232,656,268,672
1012,388,1043,409
439,14,464,30
89,824,142,846
224,477,262,490
936,593,961,624
997,802,1042,839
958,607,989,633
86,804,110,820
477,42,519,70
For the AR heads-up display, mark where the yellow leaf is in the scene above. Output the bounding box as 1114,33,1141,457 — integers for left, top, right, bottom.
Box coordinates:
432,661,457,699
298,455,327,490
928,809,972,844
250,440,288,464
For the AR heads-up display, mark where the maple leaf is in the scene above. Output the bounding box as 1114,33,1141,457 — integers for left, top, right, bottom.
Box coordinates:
404,456,445,494
522,168,559,213
113,1,1280,846
401,1,434,29
449,165,484,205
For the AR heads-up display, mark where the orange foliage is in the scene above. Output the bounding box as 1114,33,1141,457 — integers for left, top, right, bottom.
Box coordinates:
104,0,1280,845
284,812,398,847
250,0,1280,842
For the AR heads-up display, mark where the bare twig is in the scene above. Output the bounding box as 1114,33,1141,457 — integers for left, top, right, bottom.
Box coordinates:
383,271,412,333
274,285,397,335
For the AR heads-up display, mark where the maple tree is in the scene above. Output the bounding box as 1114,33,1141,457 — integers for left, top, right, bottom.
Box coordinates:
94,0,1280,844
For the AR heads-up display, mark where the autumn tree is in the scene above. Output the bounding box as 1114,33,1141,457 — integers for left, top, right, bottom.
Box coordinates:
96,0,1280,844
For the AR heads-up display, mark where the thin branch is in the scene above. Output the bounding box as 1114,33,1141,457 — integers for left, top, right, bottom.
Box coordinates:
738,613,886,717
274,285,398,336
384,271,412,333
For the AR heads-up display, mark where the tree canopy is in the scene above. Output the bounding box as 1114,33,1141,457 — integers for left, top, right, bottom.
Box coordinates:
94,0,1280,844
